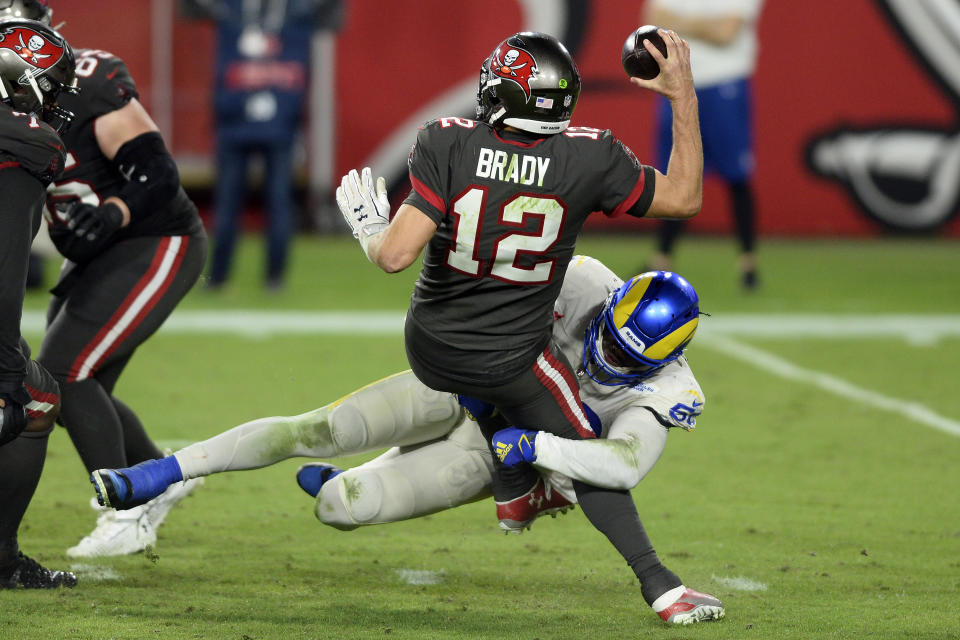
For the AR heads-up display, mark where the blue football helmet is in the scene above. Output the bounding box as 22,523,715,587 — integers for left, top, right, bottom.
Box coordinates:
582,271,700,386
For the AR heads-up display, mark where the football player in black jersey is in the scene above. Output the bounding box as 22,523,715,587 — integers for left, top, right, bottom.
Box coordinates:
337,31,705,613
0,14,78,589
0,1,208,558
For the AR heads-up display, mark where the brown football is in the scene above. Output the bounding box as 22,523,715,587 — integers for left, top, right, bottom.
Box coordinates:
621,25,668,80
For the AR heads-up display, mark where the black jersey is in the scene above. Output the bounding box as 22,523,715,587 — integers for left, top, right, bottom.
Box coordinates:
0,105,65,392
403,118,655,380
0,105,64,185
45,49,201,239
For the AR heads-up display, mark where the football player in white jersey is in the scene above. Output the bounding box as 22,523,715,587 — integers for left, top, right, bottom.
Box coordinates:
91,256,723,624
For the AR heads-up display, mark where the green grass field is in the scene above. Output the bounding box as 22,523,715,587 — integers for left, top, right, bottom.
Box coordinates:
4,233,960,639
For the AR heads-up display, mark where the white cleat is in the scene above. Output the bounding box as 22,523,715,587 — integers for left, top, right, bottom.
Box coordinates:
66,504,156,558
66,477,203,558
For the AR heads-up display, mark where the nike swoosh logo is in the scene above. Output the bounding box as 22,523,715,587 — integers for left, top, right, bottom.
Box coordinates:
106,68,118,80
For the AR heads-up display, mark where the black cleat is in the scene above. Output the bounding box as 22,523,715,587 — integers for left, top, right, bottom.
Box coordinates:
0,553,78,589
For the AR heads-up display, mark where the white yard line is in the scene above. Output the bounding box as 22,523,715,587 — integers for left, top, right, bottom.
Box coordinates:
699,334,960,438
19,311,960,339
20,310,406,337
21,310,960,437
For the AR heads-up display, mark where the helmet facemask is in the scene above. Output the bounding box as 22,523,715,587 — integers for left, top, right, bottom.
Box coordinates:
582,272,701,387
34,70,77,131
583,297,659,386
475,56,505,125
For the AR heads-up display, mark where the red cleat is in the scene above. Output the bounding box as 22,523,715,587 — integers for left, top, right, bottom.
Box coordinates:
495,478,574,533
654,587,725,624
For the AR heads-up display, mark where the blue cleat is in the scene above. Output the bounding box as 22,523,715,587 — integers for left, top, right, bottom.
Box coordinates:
296,463,343,498
91,456,184,510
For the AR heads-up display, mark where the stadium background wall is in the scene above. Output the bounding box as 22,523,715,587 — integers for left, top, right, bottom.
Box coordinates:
50,0,960,236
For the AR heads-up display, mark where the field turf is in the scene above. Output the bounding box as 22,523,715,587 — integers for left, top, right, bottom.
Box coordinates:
5,233,959,639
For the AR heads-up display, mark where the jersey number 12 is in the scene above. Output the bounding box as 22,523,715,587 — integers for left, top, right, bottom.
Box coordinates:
447,187,565,285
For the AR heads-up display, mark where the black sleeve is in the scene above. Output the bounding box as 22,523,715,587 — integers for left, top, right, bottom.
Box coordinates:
596,132,655,218
0,166,44,393
402,120,451,225
77,51,139,119
0,109,65,184
623,165,656,219
113,131,182,219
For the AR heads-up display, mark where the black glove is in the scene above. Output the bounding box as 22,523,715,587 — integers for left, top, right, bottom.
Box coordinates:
66,202,124,241
49,202,124,263
0,387,31,447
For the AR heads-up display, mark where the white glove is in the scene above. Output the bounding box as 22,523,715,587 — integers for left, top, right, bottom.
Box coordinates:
336,167,390,250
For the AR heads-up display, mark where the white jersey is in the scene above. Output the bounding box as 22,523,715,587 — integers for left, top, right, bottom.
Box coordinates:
651,0,764,87
552,255,704,434
277,256,707,527
170,256,706,529
535,255,706,495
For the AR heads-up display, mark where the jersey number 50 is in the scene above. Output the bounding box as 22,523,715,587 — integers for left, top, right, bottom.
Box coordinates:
447,187,565,285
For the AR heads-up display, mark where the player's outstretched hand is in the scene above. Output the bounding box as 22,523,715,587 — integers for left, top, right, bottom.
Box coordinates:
492,427,538,467
336,166,391,240
630,29,694,102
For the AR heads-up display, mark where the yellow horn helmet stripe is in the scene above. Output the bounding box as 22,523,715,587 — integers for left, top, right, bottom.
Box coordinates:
643,317,699,360
612,275,653,329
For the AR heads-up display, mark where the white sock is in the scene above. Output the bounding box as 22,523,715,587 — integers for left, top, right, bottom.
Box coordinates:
651,585,687,612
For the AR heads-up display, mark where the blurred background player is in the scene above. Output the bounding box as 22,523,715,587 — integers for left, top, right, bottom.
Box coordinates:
91,256,725,624
6,1,207,558
645,0,764,290
181,0,344,291
0,13,77,589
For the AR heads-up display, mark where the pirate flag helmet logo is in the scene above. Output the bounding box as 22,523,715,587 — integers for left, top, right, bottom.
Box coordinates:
491,43,538,102
476,32,581,135
0,24,60,70
0,19,77,131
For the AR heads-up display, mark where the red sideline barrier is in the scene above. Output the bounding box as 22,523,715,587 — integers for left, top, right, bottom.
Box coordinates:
52,0,960,236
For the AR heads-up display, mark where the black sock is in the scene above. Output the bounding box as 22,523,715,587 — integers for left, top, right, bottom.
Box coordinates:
657,219,685,255
490,458,540,502
729,180,756,255
60,378,126,472
0,427,51,572
573,480,682,605
113,397,163,464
